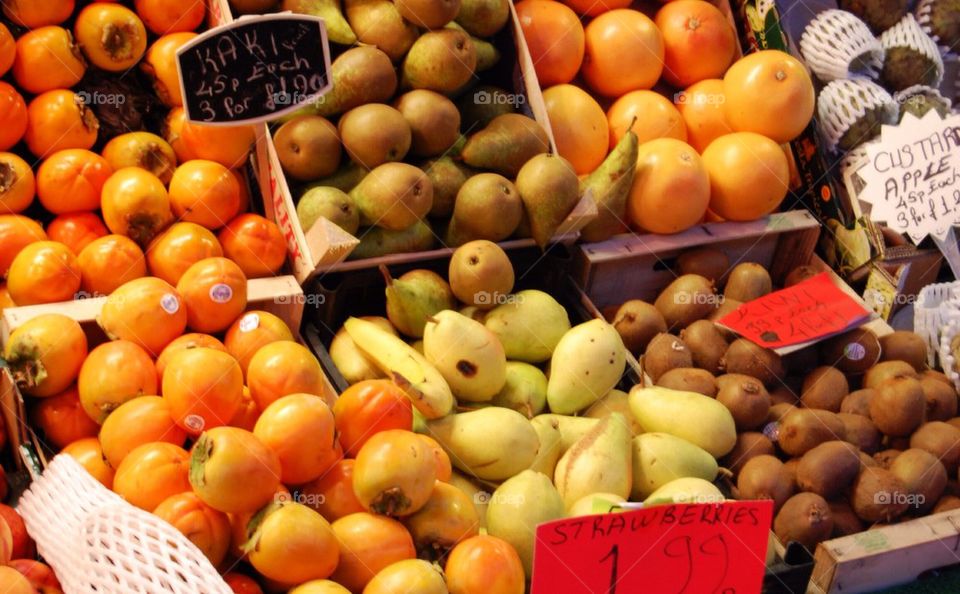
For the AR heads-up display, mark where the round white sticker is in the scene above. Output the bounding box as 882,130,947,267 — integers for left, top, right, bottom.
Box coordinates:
844,343,866,361
160,293,180,314
209,283,233,303
239,312,260,332
184,414,205,432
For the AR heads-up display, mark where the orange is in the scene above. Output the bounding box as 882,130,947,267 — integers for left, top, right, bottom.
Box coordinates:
515,0,584,87
74,3,148,72
542,84,608,175
135,0,206,35
655,0,737,88
582,10,664,97
37,149,113,214
2,0,75,28
153,492,231,567
0,152,35,214
77,234,147,296
676,79,733,153
607,90,687,149
561,0,631,16
175,257,248,333
101,132,177,185
627,138,710,234
0,215,47,278
113,442,192,511
77,340,158,424
62,437,115,488
218,214,287,278
169,160,242,229
99,396,188,469
0,83,27,152
13,26,87,94
101,168,174,247
146,222,224,285
25,90,99,158
702,131,790,221
46,212,109,255
180,121,256,169
723,50,815,143
143,33,197,107
6,241,80,305
98,277,187,355
30,386,100,450
0,23,13,78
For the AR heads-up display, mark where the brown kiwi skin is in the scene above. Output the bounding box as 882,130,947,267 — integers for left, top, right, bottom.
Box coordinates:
874,449,902,469
653,274,717,331
838,413,882,454
676,248,730,286
611,300,667,355
934,495,960,513
770,385,799,406
889,448,946,514
679,320,728,374
768,402,796,424
800,366,850,412
796,440,862,499
738,454,794,513
783,458,800,491
948,417,960,432
879,331,928,372
909,421,960,474
840,389,875,417
778,409,846,457
716,373,771,430
828,501,865,537
784,265,819,287
721,339,785,388
821,327,882,374
921,369,953,387
723,432,775,476
707,297,741,340
643,333,693,382
656,368,718,397
869,377,926,437
920,378,958,422
859,451,878,468
784,347,820,377
863,360,919,389
851,467,910,523
774,492,834,550
724,263,772,302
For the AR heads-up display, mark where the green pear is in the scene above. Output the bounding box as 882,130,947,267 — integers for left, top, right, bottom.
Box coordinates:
348,220,435,260
304,162,366,193
490,362,546,418
383,267,456,338
420,157,472,218
484,290,570,363
644,477,724,507
516,153,580,248
461,113,549,177
532,414,599,453
427,407,539,480
631,433,719,500
350,163,433,230
579,128,637,242
395,0,461,28
423,310,507,402
567,493,627,517
445,173,522,244
546,319,626,415
448,240,515,309
455,0,509,37
448,471,488,529
554,413,632,509
281,0,357,44
296,186,359,234
329,316,396,383
628,385,737,458
486,470,565,576
444,22,499,71
583,389,641,435
401,29,476,93
344,0,418,61
313,46,397,117
529,415,563,477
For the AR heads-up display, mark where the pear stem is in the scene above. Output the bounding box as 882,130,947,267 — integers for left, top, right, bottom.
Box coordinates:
379,264,394,286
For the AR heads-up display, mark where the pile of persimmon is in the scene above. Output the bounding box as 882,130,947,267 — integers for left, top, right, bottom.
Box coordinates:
516,0,815,233
0,0,286,313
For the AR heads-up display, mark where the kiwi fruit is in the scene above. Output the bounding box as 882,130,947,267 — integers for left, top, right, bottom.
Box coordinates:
921,369,953,387
851,467,910,523
721,339,785,387
784,265,819,287
821,327,882,374
707,297,741,340
838,413,882,454
920,377,958,422
879,331,928,372
653,274,717,331
778,409,846,457
784,347,820,376
946,480,960,497
934,495,960,513
676,248,730,285
774,492,834,549
909,421,960,473
886,436,911,451
643,333,692,382
863,360,919,389
768,402,797,424
869,377,926,437
724,263,772,302
783,458,800,490
738,455,795,513
859,451,878,467
874,449,902,468
656,367,717,397
840,388,876,417
829,501,865,537
679,320,728,374
723,432,775,476
948,417,960,431
889,448,946,513
770,385,799,406
601,304,620,321
800,366,850,412
796,440,861,499
611,300,667,355
716,374,770,430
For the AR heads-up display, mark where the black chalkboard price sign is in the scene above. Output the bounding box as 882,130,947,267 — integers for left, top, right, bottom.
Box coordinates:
176,14,333,125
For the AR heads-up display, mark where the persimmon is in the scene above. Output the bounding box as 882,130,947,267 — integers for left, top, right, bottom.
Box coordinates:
333,380,414,457
246,502,340,584
608,90,687,149
445,535,526,594
582,10,664,97
542,84,608,175
163,108,198,162
77,234,147,296
154,492,231,567
155,333,228,378
169,160,242,229
99,396,187,469
223,311,294,378
189,426,281,514
98,277,187,355
229,387,260,432
247,342,331,411
25,90,99,158
47,212,109,255
0,153,35,214
0,215,46,278
627,138,709,234
6,241,81,305
364,559,447,594
0,84,27,151
218,214,286,278
176,257,248,333
63,437,115,488
702,131,790,221
4,314,87,398
101,167,174,247
655,0,737,88
146,222,224,285
37,149,113,214
288,581,350,594
135,0,206,35
163,347,244,436
353,430,437,517
2,0,75,28
228,483,292,560
299,459,366,521
417,434,453,482
330,513,416,592
13,26,87,94
74,3,148,72
223,573,264,594
143,33,197,107
113,442,192,511
516,0,584,87
102,132,177,185
0,23,13,78
180,120,257,169
676,79,733,153
253,394,337,485
77,340,157,424
0,284,13,315
31,386,99,451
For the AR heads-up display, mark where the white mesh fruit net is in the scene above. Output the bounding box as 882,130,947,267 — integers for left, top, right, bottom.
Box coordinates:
879,14,944,87
16,455,232,594
800,9,884,81
817,78,896,153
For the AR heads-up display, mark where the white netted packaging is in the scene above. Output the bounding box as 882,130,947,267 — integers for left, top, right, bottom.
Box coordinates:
817,78,897,153
800,9,884,81
879,14,945,89
940,318,960,391
915,281,960,369
17,455,232,594
894,83,953,118
915,0,960,57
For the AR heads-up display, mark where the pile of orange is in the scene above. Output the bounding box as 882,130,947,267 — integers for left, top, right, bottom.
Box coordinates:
516,0,815,231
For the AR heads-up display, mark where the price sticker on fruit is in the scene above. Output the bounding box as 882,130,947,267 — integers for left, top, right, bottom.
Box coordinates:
531,500,773,594
176,14,333,125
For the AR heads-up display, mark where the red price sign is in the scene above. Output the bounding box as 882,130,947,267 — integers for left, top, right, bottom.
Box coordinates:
532,501,773,594
716,272,870,349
